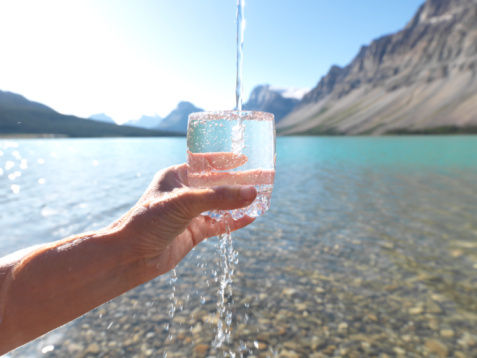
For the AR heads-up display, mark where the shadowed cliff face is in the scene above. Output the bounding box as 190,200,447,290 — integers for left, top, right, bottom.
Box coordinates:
280,0,477,135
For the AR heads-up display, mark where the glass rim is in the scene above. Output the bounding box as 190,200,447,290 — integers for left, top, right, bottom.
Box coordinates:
188,110,274,121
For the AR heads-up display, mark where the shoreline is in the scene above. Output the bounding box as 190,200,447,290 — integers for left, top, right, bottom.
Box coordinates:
278,125,477,136
0,133,69,139
1,132,476,139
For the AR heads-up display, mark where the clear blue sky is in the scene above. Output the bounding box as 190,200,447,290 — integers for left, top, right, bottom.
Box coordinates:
0,0,424,123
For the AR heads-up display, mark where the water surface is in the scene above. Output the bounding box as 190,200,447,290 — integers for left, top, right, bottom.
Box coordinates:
1,136,476,357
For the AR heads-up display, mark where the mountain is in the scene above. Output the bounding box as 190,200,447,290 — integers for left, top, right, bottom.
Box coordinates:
0,90,55,112
89,113,115,124
279,0,477,135
243,85,308,123
0,90,175,137
155,101,203,134
124,114,162,129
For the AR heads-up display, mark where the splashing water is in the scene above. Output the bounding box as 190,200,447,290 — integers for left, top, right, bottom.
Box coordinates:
213,226,239,355
231,120,245,154
163,268,178,358
165,1,248,355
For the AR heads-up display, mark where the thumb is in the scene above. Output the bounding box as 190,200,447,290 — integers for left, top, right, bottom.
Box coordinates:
179,185,257,218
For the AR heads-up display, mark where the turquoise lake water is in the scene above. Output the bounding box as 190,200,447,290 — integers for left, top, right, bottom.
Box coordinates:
1,136,476,357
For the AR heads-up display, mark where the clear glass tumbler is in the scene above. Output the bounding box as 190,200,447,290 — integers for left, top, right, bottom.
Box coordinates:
187,110,275,219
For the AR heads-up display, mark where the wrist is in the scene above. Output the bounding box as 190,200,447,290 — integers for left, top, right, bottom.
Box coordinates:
89,225,137,266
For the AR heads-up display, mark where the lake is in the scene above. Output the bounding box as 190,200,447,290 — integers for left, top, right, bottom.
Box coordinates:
1,136,477,357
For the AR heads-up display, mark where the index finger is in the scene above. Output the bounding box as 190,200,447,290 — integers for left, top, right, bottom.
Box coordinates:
187,151,248,172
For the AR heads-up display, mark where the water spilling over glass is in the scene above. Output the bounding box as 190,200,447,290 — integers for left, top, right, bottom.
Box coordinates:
187,110,276,220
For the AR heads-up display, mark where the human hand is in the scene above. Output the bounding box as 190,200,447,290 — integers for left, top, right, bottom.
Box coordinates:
0,157,260,354
111,161,257,275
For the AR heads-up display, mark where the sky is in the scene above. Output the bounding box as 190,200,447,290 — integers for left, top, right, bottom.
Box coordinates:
0,0,424,124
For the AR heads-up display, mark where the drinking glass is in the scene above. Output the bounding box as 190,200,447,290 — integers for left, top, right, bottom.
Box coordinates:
187,110,275,219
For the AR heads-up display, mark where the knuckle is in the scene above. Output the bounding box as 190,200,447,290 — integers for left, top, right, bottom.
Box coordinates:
176,189,207,216
214,186,231,203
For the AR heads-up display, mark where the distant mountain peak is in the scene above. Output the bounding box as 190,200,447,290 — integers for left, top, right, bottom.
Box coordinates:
89,113,115,124
268,86,309,100
243,84,306,122
154,101,203,134
177,101,197,109
421,0,474,20
405,0,475,29
123,114,162,129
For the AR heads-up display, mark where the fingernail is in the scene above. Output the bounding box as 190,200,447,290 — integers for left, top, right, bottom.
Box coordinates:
240,186,255,200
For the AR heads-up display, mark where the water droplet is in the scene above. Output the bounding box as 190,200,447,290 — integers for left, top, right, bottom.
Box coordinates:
5,161,15,171
8,171,21,181
41,345,54,354
10,184,20,194
4,141,18,149
41,207,57,217
38,178,46,184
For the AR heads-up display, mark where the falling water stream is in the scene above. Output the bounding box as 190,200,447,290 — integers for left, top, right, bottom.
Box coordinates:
213,226,239,356
213,1,247,355
163,268,178,358
231,0,246,155
165,1,248,356
235,0,245,112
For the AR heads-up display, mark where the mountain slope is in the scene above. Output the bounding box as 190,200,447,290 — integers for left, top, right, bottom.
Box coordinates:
0,91,54,112
155,101,203,134
279,0,477,135
0,91,174,137
124,115,162,129
243,85,304,123
89,113,115,124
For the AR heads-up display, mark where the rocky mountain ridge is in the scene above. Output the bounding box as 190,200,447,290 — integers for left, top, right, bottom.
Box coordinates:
154,101,203,134
243,85,304,123
280,0,477,134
